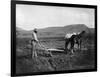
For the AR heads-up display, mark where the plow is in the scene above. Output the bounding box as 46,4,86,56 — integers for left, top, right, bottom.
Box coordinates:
37,41,64,52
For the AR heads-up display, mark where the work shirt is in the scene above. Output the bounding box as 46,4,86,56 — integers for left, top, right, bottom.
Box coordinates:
32,32,38,42
65,32,79,39
65,33,73,39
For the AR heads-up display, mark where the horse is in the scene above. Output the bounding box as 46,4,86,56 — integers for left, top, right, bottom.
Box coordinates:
73,31,86,50
65,31,86,54
65,32,76,53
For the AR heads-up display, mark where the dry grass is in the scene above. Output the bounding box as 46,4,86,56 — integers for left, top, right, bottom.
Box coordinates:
16,36,95,75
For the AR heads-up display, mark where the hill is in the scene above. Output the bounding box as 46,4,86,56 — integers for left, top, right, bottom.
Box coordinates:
16,24,95,38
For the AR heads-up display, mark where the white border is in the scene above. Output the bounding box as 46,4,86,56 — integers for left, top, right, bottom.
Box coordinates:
0,0,99,77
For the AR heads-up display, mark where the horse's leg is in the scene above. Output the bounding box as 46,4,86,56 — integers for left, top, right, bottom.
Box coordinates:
70,41,74,54
65,40,68,50
31,41,33,58
77,40,80,50
65,39,69,53
80,39,82,50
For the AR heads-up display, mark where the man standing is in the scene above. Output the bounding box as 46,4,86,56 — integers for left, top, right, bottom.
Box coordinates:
31,28,39,58
31,28,52,58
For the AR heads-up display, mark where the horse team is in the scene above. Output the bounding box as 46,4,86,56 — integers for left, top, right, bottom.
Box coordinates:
65,31,85,54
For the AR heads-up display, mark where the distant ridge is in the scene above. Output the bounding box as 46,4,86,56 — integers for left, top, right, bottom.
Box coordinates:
16,24,95,38
16,27,26,32
63,24,90,33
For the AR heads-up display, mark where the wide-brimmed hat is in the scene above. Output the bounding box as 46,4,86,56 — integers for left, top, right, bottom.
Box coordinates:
33,28,37,32
33,28,37,31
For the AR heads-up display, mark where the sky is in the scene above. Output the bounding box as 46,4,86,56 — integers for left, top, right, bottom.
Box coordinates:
16,4,95,30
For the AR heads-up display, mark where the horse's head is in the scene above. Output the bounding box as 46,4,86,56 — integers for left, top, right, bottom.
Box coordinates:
79,31,86,36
